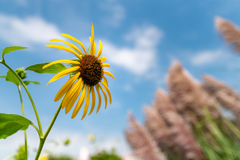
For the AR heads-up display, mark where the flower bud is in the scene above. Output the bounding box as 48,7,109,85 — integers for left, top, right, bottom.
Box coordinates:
15,67,27,79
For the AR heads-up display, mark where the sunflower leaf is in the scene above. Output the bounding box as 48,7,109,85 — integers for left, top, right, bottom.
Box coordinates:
2,46,28,60
0,113,33,139
6,70,20,85
0,76,6,78
26,63,66,74
23,80,40,86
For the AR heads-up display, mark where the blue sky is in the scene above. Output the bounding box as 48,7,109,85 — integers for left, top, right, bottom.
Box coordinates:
1,0,240,159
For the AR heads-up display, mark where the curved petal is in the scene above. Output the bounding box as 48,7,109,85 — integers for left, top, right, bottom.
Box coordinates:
89,37,97,56
102,76,108,87
95,85,102,113
54,72,80,102
47,66,80,86
62,78,82,109
45,44,82,59
43,60,79,69
71,85,87,118
81,86,91,120
90,23,94,56
61,33,87,55
65,79,83,114
96,40,103,58
101,63,110,68
88,86,96,115
103,70,115,79
99,84,108,109
50,39,85,56
101,80,112,104
99,56,107,62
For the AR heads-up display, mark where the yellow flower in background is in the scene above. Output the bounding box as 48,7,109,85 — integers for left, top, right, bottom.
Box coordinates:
43,23,115,120
88,134,95,142
39,156,48,160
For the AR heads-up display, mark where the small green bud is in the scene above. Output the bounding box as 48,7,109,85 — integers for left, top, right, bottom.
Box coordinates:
64,139,70,145
15,67,27,79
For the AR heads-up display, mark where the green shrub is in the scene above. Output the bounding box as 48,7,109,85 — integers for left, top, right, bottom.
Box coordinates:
90,149,121,160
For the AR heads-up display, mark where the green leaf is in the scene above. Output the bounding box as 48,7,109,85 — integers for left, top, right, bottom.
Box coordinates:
6,70,20,85
0,76,6,78
0,113,33,139
2,46,28,59
23,80,40,86
26,62,66,74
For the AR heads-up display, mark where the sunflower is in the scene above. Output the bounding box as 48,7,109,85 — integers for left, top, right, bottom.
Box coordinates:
43,23,115,120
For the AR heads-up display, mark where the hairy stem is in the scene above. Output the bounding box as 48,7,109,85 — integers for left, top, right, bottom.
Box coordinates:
34,102,62,160
1,62,43,136
17,85,28,159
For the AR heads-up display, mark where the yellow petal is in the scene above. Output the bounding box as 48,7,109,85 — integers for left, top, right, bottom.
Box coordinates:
103,70,115,79
45,44,82,59
102,76,108,87
96,40,103,58
62,78,81,109
81,86,91,120
99,56,107,62
91,23,94,56
89,37,97,56
50,39,85,56
54,72,80,102
88,86,96,115
71,85,86,118
47,66,80,86
95,86,102,113
99,85,108,109
61,33,87,55
101,63,110,68
101,80,112,104
93,42,96,55
65,79,83,114
43,60,80,69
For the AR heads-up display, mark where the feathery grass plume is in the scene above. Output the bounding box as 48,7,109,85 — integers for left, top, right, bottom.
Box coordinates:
153,89,206,160
125,113,166,160
215,16,240,52
167,60,220,125
215,91,240,120
202,75,240,120
143,106,175,158
202,75,239,99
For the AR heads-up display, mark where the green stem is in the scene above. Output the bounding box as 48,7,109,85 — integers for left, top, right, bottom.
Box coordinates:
1,62,43,136
17,85,28,160
34,101,62,160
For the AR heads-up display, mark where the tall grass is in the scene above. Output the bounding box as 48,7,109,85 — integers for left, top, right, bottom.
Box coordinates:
194,108,240,160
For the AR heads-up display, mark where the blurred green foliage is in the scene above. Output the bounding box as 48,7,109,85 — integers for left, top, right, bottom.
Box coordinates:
14,145,26,160
90,149,121,160
48,155,73,160
194,108,240,160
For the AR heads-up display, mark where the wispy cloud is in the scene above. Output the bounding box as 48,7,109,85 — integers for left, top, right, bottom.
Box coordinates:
102,24,163,76
190,50,224,66
0,14,63,46
99,0,125,27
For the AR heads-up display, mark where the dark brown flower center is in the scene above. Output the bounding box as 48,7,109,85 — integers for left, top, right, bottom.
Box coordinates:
79,55,103,86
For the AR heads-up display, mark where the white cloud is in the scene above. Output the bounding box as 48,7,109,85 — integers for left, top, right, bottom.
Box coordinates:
191,50,224,66
102,24,163,76
0,14,63,46
100,0,125,27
